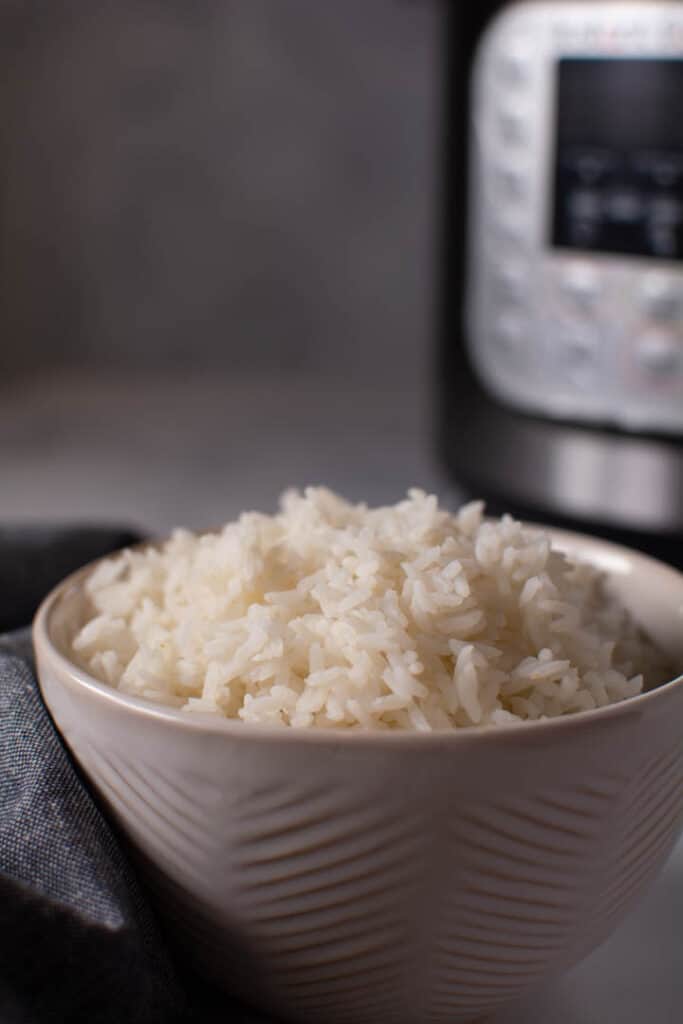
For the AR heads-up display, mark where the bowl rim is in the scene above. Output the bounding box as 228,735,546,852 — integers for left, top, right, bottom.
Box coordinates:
33,523,683,748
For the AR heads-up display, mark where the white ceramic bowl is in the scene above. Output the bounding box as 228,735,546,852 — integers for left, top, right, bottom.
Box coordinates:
34,528,683,1024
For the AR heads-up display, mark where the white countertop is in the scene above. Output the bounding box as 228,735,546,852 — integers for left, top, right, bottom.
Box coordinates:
2,367,680,1023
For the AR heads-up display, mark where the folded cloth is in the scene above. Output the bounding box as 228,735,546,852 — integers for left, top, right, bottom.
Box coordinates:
0,528,271,1024
0,629,186,1024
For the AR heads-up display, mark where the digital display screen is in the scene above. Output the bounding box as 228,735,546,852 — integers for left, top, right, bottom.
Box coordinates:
552,59,683,260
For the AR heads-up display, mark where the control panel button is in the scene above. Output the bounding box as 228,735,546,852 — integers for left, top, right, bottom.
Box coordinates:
567,189,601,221
605,189,643,224
641,276,681,322
573,149,616,186
560,264,601,307
496,166,526,200
635,333,681,375
562,333,596,364
496,45,531,86
553,324,599,380
491,214,526,247
498,107,526,145
649,195,682,226
565,190,601,247
636,152,683,189
493,262,526,303
492,313,526,356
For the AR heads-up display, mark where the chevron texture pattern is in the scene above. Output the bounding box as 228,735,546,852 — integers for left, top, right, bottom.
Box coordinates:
35,518,683,1023
44,691,681,1024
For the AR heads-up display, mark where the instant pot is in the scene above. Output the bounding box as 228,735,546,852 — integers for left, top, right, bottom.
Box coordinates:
439,0,683,567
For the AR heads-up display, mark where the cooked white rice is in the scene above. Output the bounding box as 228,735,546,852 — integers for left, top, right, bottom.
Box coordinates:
71,488,668,730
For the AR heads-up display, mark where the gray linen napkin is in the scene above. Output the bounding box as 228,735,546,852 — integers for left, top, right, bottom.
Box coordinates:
0,527,280,1024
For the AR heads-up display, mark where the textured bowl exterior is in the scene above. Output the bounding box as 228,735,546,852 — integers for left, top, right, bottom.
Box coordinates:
34,530,683,1024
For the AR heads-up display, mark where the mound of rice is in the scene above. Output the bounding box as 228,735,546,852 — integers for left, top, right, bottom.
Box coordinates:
71,488,668,730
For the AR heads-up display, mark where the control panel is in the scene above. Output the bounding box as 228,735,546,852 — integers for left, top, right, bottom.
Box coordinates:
467,1,683,433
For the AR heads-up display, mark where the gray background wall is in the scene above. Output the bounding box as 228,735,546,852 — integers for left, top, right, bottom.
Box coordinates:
0,0,439,379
